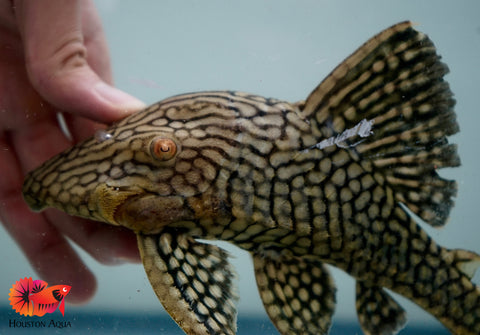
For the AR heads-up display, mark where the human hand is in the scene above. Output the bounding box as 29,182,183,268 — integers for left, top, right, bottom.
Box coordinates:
0,0,145,303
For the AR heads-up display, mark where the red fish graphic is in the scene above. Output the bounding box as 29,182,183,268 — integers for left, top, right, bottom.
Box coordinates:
8,277,71,317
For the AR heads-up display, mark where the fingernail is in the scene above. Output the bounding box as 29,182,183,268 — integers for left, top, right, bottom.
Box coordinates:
94,82,146,113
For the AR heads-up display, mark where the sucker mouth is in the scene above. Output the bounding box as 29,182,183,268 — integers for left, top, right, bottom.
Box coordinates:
113,193,194,234
88,184,146,225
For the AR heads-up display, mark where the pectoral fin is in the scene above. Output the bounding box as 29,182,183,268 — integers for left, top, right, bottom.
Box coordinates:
355,282,406,335
253,251,336,335
137,230,238,335
59,298,65,317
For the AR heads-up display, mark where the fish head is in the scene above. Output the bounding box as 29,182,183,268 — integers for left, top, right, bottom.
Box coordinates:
28,284,72,302
59,285,72,298
22,97,238,234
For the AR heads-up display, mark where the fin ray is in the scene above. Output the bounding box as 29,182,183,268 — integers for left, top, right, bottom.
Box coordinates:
302,21,458,227
356,282,406,335
451,249,480,280
8,277,34,316
137,230,238,335
59,298,65,317
253,251,336,335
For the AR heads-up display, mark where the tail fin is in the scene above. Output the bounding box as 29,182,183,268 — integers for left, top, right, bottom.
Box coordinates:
301,21,459,227
451,249,480,279
9,277,34,316
8,278,49,316
368,207,480,334
416,247,480,335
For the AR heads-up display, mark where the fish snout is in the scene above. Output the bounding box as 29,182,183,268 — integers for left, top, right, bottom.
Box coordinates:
22,165,96,220
22,171,50,212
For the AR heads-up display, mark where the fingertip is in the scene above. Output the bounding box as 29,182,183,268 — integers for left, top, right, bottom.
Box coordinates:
46,212,142,266
93,82,146,118
16,0,146,123
32,247,98,304
36,247,98,304
1,198,98,305
61,266,98,305
30,65,145,123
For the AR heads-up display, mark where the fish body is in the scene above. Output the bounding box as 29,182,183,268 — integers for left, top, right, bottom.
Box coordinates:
29,284,71,316
22,22,480,334
8,277,71,317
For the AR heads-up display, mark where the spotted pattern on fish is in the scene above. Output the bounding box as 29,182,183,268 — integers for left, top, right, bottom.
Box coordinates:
22,21,480,335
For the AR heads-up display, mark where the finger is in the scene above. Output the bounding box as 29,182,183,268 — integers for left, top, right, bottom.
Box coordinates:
2,199,97,304
4,106,101,303
0,50,50,131
11,112,72,172
11,109,140,264
45,209,141,265
80,0,113,85
13,0,145,122
0,0,17,31
10,111,139,265
0,137,96,304
63,113,105,143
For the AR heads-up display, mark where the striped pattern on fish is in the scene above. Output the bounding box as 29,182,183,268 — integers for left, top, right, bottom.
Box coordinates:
23,21,480,335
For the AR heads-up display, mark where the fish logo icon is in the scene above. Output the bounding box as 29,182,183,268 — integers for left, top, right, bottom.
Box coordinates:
8,277,71,317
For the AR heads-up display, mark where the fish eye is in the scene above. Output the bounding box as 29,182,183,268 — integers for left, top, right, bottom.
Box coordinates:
62,287,68,293
150,137,177,161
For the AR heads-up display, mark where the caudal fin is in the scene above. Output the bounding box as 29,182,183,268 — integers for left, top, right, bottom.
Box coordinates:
301,21,459,227
415,246,480,335
8,278,48,316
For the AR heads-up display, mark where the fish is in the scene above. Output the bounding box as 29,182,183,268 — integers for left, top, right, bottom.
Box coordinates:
8,277,71,317
22,21,480,334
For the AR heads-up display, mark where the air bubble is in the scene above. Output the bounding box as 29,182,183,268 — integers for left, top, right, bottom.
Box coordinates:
95,129,113,143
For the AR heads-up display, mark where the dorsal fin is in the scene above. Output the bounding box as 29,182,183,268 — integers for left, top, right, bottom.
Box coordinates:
300,21,459,227
302,21,418,122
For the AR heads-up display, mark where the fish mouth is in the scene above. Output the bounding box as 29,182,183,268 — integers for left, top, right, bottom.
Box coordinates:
113,192,194,234
22,170,195,234
89,184,195,233
87,184,147,225
21,171,145,225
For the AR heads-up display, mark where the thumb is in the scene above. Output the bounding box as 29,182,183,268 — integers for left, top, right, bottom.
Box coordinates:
13,0,145,122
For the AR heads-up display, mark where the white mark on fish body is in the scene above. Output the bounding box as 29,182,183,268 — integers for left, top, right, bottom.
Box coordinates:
304,119,374,152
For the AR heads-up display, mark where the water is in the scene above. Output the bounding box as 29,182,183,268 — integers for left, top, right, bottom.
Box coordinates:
1,1,479,334
0,307,448,335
